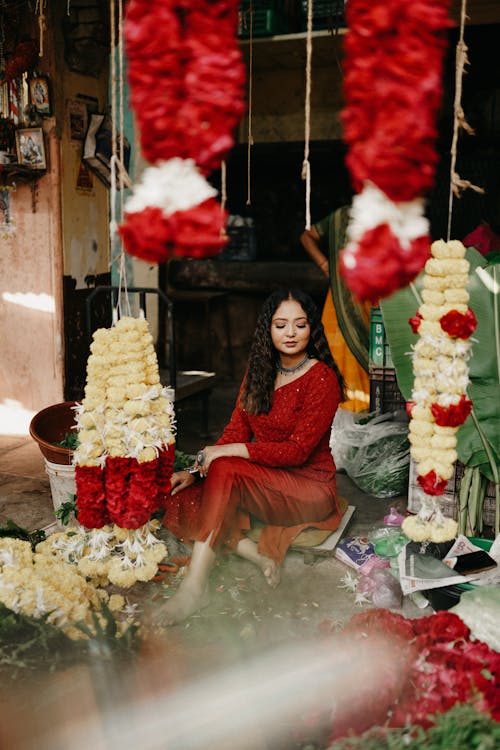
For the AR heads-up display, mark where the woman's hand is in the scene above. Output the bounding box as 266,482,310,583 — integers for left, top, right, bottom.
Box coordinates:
196,443,249,477
195,445,221,477
170,470,196,496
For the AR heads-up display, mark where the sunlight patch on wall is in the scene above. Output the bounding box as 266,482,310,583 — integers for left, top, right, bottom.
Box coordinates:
0,399,35,435
2,292,55,313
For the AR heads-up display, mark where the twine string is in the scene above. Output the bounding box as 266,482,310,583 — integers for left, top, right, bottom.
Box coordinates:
246,2,254,206
447,0,484,241
301,0,313,230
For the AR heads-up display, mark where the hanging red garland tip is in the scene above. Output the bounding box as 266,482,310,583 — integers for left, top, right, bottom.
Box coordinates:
340,0,453,302
119,159,228,264
119,0,246,264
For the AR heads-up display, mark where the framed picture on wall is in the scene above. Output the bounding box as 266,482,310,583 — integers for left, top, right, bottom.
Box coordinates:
15,127,46,170
29,76,51,116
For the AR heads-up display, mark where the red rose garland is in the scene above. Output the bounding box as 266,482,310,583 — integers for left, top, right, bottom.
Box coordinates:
119,0,246,264
340,0,453,302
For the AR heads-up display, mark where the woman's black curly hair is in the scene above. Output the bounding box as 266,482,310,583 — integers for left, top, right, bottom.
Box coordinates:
240,288,346,415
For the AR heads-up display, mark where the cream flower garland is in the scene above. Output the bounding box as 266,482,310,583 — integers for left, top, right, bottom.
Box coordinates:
0,538,126,641
75,316,175,467
74,315,176,532
37,521,168,589
403,239,476,542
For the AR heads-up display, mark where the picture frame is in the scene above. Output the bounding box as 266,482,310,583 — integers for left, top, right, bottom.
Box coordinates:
15,127,46,170
29,76,51,116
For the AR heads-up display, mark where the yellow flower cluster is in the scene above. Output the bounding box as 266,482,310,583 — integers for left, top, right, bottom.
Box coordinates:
37,521,167,589
409,240,471,481
74,316,175,467
0,538,123,640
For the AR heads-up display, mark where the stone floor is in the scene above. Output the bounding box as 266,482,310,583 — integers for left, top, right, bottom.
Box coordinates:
0,381,433,750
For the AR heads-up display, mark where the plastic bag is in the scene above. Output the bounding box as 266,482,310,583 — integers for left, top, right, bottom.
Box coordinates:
330,410,410,498
357,568,403,609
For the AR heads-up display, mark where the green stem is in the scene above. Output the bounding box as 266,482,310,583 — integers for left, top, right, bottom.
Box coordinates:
494,266,500,381
409,281,422,307
471,408,500,536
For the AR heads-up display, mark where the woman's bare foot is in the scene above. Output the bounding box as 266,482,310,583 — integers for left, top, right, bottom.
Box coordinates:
260,555,281,588
235,538,281,588
152,584,210,627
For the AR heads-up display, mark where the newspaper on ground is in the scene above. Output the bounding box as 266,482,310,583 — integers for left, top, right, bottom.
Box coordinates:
398,534,500,596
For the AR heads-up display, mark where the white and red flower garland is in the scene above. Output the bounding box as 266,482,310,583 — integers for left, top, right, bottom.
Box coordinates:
403,239,477,542
118,0,246,264
340,0,453,302
74,316,175,531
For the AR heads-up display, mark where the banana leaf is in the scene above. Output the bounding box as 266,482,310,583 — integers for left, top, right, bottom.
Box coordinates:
380,247,500,482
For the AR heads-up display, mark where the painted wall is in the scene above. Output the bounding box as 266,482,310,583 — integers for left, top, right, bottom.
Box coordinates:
0,0,110,432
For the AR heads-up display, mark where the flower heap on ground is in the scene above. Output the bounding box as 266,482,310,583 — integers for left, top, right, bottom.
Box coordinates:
118,0,246,263
339,0,452,302
403,239,477,542
0,538,126,640
325,609,500,744
73,316,173,586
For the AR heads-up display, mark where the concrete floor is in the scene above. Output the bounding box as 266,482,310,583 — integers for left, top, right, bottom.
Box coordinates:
0,380,431,632
0,381,435,749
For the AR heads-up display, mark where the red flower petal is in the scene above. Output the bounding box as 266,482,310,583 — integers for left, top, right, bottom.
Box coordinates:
409,311,423,334
416,469,448,496
430,394,473,427
440,308,477,339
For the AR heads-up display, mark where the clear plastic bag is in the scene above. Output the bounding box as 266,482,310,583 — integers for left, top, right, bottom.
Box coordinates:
330,410,410,498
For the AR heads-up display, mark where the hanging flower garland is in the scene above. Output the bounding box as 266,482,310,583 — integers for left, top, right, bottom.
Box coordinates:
118,0,246,264
74,316,176,534
339,0,453,302
403,239,476,542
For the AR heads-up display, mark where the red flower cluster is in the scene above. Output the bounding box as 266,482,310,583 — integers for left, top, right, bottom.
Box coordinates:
119,199,228,264
120,0,245,264
409,311,423,334
339,224,430,302
75,444,175,529
124,0,246,174
440,307,478,338
342,0,452,202
340,0,452,301
327,609,500,743
431,394,473,427
417,469,449,495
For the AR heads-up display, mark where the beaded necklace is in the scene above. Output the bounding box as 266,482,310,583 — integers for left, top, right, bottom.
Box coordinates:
278,355,309,376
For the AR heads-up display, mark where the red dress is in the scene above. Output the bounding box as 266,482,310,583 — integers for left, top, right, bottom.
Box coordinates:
162,361,348,564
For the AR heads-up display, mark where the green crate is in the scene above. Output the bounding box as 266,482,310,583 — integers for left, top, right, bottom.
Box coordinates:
238,3,288,37
369,307,394,368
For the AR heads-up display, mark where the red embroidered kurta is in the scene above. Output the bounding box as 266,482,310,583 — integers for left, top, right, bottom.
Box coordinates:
163,362,348,564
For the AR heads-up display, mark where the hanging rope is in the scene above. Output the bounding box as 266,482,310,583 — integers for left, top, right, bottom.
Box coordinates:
446,0,484,241
36,0,46,58
246,2,254,206
301,0,313,230
110,0,131,320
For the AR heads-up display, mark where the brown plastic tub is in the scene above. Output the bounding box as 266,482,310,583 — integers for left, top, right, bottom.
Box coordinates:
29,401,77,465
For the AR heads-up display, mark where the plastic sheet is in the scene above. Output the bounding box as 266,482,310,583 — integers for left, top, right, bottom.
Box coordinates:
330,410,410,498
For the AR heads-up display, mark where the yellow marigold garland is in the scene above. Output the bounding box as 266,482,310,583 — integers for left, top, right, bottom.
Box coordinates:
403,239,477,542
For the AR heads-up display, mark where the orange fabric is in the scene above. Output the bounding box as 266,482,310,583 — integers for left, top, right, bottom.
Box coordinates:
321,291,371,413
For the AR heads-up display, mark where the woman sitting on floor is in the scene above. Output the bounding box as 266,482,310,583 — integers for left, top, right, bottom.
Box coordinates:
156,288,348,625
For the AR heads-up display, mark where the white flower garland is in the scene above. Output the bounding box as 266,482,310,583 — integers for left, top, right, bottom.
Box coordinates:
74,316,176,466
403,239,475,542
